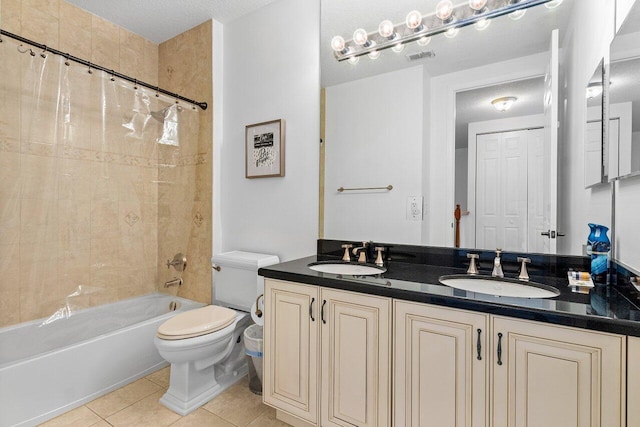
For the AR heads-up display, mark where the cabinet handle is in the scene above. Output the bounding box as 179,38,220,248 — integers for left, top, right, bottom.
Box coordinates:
321,300,327,324
497,332,503,366
476,329,482,361
309,298,315,322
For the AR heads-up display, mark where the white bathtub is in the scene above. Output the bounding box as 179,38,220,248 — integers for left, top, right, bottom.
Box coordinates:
0,293,204,427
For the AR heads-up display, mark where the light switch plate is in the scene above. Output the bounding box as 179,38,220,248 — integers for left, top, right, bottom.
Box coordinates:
407,196,423,221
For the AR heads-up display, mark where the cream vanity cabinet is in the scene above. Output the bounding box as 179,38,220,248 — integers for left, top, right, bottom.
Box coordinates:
395,303,625,427
263,279,391,427
394,301,489,426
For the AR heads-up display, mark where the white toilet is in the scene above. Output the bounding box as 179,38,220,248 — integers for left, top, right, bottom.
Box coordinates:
154,251,279,415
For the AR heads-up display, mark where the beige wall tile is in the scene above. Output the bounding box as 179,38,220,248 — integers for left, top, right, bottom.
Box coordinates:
1,0,22,33
20,4,59,49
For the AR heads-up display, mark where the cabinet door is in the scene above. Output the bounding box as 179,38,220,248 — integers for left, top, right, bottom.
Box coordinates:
628,336,640,427
263,279,319,424
394,301,488,427
491,316,625,427
320,288,391,427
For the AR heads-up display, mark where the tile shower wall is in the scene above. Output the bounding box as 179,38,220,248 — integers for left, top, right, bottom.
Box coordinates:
158,21,213,305
0,1,211,327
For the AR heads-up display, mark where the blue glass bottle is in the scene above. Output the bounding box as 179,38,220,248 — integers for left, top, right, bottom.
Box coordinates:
587,224,610,283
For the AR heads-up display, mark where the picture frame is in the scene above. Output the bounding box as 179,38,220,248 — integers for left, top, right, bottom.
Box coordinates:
245,119,285,178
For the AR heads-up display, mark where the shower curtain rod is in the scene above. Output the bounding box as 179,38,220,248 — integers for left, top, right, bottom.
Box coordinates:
0,28,208,110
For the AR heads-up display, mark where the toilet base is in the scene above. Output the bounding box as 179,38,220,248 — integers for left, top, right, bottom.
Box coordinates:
159,362,248,415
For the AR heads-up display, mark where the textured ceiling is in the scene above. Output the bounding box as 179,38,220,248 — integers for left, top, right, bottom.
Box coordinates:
65,0,278,43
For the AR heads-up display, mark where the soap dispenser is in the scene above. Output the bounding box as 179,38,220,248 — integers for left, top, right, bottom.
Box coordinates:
587,224,610,284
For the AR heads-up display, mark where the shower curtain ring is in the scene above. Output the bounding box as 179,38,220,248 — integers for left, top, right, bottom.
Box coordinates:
155,86,160,97
64,53,70,66
110,70,115,82
40,46,47,58
17,44,29,54
29,48,36,57
87,62,93,74
134,79,138,90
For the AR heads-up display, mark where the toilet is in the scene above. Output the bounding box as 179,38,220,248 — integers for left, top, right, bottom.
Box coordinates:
154,251,279,415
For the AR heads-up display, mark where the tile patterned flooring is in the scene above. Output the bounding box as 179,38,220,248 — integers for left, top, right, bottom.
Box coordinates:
39,367,290,427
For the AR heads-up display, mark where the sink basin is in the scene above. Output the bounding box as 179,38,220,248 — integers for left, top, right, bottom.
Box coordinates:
308,262,386,276
438,275,560,299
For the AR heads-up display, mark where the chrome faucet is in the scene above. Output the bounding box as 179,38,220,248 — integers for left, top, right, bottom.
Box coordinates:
517,257,531,281
341,244,353,262
467,253,479,275
352,242,369,263
492,249,504,278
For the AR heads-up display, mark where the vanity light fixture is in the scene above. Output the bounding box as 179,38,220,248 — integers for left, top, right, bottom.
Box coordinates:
491,96,518,112
545,0,563,8
330,0,559,62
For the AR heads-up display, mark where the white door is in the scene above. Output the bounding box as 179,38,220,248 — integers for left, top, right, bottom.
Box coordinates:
527,129,548,253
476,131,528,252
542,29,559,253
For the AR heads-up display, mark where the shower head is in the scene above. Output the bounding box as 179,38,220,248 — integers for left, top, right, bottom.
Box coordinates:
150,105,182,123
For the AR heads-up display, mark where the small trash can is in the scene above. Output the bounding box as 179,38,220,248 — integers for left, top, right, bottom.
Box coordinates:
244,324,263,395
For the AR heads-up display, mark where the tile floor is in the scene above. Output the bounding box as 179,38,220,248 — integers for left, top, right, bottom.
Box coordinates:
39,367,290,427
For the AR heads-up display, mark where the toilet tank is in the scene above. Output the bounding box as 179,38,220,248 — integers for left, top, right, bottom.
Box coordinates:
211,251,279,312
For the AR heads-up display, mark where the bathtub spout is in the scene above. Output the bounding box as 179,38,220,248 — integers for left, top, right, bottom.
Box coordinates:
165,277,183,288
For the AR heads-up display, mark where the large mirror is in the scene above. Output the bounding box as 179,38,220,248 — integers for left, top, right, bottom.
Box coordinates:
320,0,616,256
610,2,640,180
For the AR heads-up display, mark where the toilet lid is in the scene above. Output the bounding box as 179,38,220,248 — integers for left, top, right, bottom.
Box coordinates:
157,305,237,339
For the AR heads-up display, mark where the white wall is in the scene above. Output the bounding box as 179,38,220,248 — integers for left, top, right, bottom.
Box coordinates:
324,66,423,244
557,0,615,255
214,0,320,261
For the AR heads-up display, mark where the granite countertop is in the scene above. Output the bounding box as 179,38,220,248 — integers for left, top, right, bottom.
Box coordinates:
259,254,640,337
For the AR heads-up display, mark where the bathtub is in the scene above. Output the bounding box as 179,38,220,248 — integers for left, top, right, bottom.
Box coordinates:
0,293,204,427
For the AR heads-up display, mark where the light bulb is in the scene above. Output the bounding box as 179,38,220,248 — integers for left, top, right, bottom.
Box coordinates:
417,36,432,46
545,0,563,9
353,28,368,46
331,35,345,52
436,0,454,21
391,43,405,53
406,10,423,29
475,18,491,30
445,27,459,38
368,50,381,60
348,56,359,65
509,9,526,20
468,0,487,11
378,20,395,38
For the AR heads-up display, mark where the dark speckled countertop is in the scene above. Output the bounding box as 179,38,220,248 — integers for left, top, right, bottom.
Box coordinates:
259,248,640,337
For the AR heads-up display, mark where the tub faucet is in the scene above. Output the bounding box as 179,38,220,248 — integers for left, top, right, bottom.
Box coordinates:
164,277,183,288
492,249,504,278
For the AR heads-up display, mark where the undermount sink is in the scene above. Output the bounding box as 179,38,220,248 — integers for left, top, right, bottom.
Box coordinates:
308,262,386,276
439,275,560,299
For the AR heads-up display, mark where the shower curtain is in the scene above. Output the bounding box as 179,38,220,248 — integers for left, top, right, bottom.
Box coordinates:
0,37,200,327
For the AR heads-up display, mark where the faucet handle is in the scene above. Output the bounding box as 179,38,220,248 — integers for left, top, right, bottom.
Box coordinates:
517,257,531,281
341,244,353,262
467,253,479,275
374,247,385,267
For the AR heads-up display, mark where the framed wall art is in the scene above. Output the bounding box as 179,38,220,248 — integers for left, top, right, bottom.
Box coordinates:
245,119,285,178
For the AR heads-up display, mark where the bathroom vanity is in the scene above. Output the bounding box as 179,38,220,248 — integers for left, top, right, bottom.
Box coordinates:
259,241,640,427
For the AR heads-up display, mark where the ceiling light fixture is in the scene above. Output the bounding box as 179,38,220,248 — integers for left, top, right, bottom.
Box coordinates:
491,96,518,111
330,0,558,63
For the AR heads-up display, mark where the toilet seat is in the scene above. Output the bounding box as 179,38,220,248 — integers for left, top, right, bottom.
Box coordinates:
157,305,237,340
